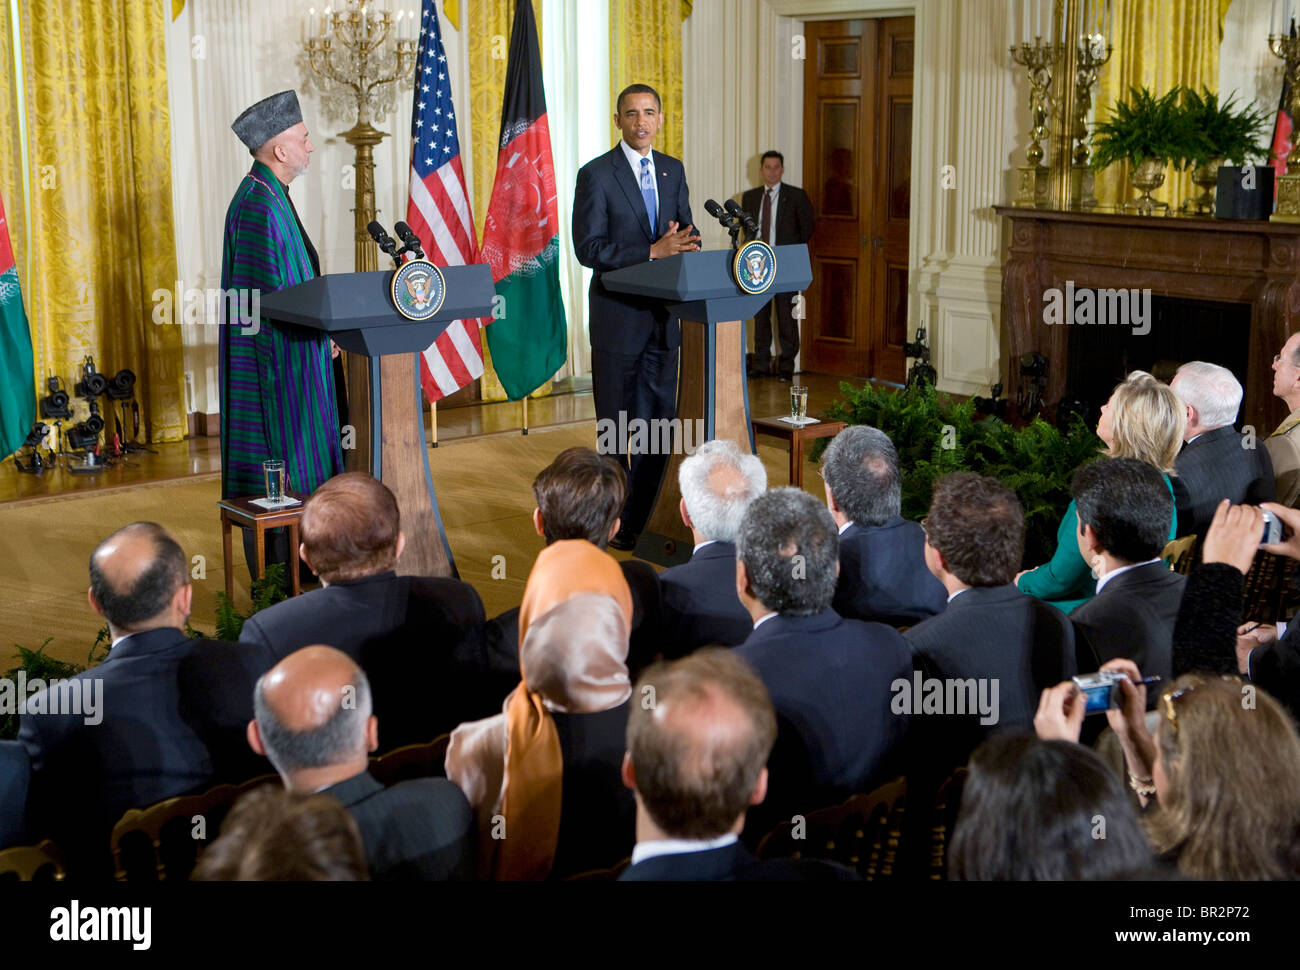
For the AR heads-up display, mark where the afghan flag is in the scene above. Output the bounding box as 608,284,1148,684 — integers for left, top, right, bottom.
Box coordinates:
0,192,34,459
479,0,567,401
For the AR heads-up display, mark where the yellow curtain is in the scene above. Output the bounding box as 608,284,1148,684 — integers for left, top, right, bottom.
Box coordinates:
1093,0,1231,210
0,5,29,316
4,0,184,442
609,0,690,161
469,0,549,403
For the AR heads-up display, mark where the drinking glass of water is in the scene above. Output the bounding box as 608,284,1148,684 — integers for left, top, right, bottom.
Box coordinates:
263,459,285,502
790,385,808,423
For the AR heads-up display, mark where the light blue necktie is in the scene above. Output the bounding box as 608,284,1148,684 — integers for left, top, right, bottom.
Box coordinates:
639,156,658,234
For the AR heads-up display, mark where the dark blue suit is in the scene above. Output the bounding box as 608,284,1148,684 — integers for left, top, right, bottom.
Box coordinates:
833,519,947,625
619,841,859,881
0,740,30,849
19,627,215,874
659,541,751,655
903,585,1075,770
573,144,695,533
735,608,913,827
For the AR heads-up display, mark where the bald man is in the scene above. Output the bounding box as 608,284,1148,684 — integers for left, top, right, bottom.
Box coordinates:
19,522,219,875
239,473,499,750
656,440,767,656
249,645,474,881
619,651,855,881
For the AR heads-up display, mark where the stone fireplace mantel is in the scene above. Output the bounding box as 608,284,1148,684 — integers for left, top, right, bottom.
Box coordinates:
994,206,1300,432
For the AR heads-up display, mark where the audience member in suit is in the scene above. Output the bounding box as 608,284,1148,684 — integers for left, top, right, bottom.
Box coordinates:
573,83,700,547
192,785,369,881
248,645,474,880
949,734,1153,880
238,473,499,750
1068,457,1185,682
657,439,766,657
619,651,856,881
19,522,219,876
906,474,1076,769
447,541,637,880
483,447,661,679
179,638,275,784
1266,332,1300,507
0,740,30,849
740,150,815,381
820,425,947,625
1169,361,1274,538
733,487,914,832
1019,371,1182,613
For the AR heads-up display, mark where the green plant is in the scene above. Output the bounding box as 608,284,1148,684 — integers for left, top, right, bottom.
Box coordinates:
213,562,289,640
0,639,96,740
1180,86,1271,166
1090,86,1202,171
815,381,1103,566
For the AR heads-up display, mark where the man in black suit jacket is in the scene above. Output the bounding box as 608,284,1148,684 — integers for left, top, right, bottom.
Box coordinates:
0,741,29,849
1169,361,1275,538
573,83,699,546
19,522,220,875
249,646,474,880
732,489,913,828
482,448,662,679
1068,458,1186,681
820,425,947,625
238,473,499,750
619,651,856,881
741,150,814,381
658,439,767,657
904,474,1075,771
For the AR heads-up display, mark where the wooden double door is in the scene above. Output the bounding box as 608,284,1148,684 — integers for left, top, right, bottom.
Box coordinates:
801,17,914,382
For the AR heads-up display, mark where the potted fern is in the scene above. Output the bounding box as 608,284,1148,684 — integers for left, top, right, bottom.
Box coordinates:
1179,86,1271,215
1090,86,1201,215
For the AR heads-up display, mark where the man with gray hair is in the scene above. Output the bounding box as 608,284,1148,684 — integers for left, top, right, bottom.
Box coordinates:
733,488,913,828
820,425,946,624
248,645,473,880
658,439,767,656
1169,361,1274,537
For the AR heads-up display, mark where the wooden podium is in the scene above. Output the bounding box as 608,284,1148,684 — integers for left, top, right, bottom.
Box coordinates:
259,267,495,578
603,246,812,567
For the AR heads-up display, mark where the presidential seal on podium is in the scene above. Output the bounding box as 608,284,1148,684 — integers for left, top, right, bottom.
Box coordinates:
732,240,777,296
391,258,447,321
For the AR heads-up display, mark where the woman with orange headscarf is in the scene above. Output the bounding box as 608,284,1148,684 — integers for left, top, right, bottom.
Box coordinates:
445,540,636,880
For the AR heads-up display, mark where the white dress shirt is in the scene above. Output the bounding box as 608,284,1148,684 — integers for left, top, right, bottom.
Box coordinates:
753,611,778,630
631,833,739,866
1094,558,1162,594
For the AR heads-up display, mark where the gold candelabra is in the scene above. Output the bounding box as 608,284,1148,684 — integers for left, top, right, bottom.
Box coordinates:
304,2,418,271
1270,31,1300,223
1010,39,1064,207
1069,33,1112,208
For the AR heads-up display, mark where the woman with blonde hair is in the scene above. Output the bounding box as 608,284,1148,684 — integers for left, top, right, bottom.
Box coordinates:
1017,370,1184,613
1097,659,1300,880
445,540,636,880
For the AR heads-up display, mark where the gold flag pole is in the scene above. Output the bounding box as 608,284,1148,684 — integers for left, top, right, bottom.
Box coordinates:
521,395,530,436
429,398,438,448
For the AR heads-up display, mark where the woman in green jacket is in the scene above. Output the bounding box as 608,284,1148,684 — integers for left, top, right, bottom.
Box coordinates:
1017,371,1183,613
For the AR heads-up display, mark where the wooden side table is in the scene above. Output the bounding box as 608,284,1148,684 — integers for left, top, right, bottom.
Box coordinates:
218,493,306,599
751,416,847,488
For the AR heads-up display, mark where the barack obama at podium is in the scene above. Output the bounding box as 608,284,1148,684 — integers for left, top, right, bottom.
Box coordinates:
573,83,699,549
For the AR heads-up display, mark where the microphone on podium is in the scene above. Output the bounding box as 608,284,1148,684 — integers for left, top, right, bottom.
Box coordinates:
704,199,740,229
367,221,403,267
393,221,426,260
724,199,758,235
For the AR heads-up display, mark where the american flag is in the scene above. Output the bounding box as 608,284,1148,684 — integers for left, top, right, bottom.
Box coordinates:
406,0,484,401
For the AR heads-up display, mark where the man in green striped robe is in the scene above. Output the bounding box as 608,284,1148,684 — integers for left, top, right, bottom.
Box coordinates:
221,91,343,577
